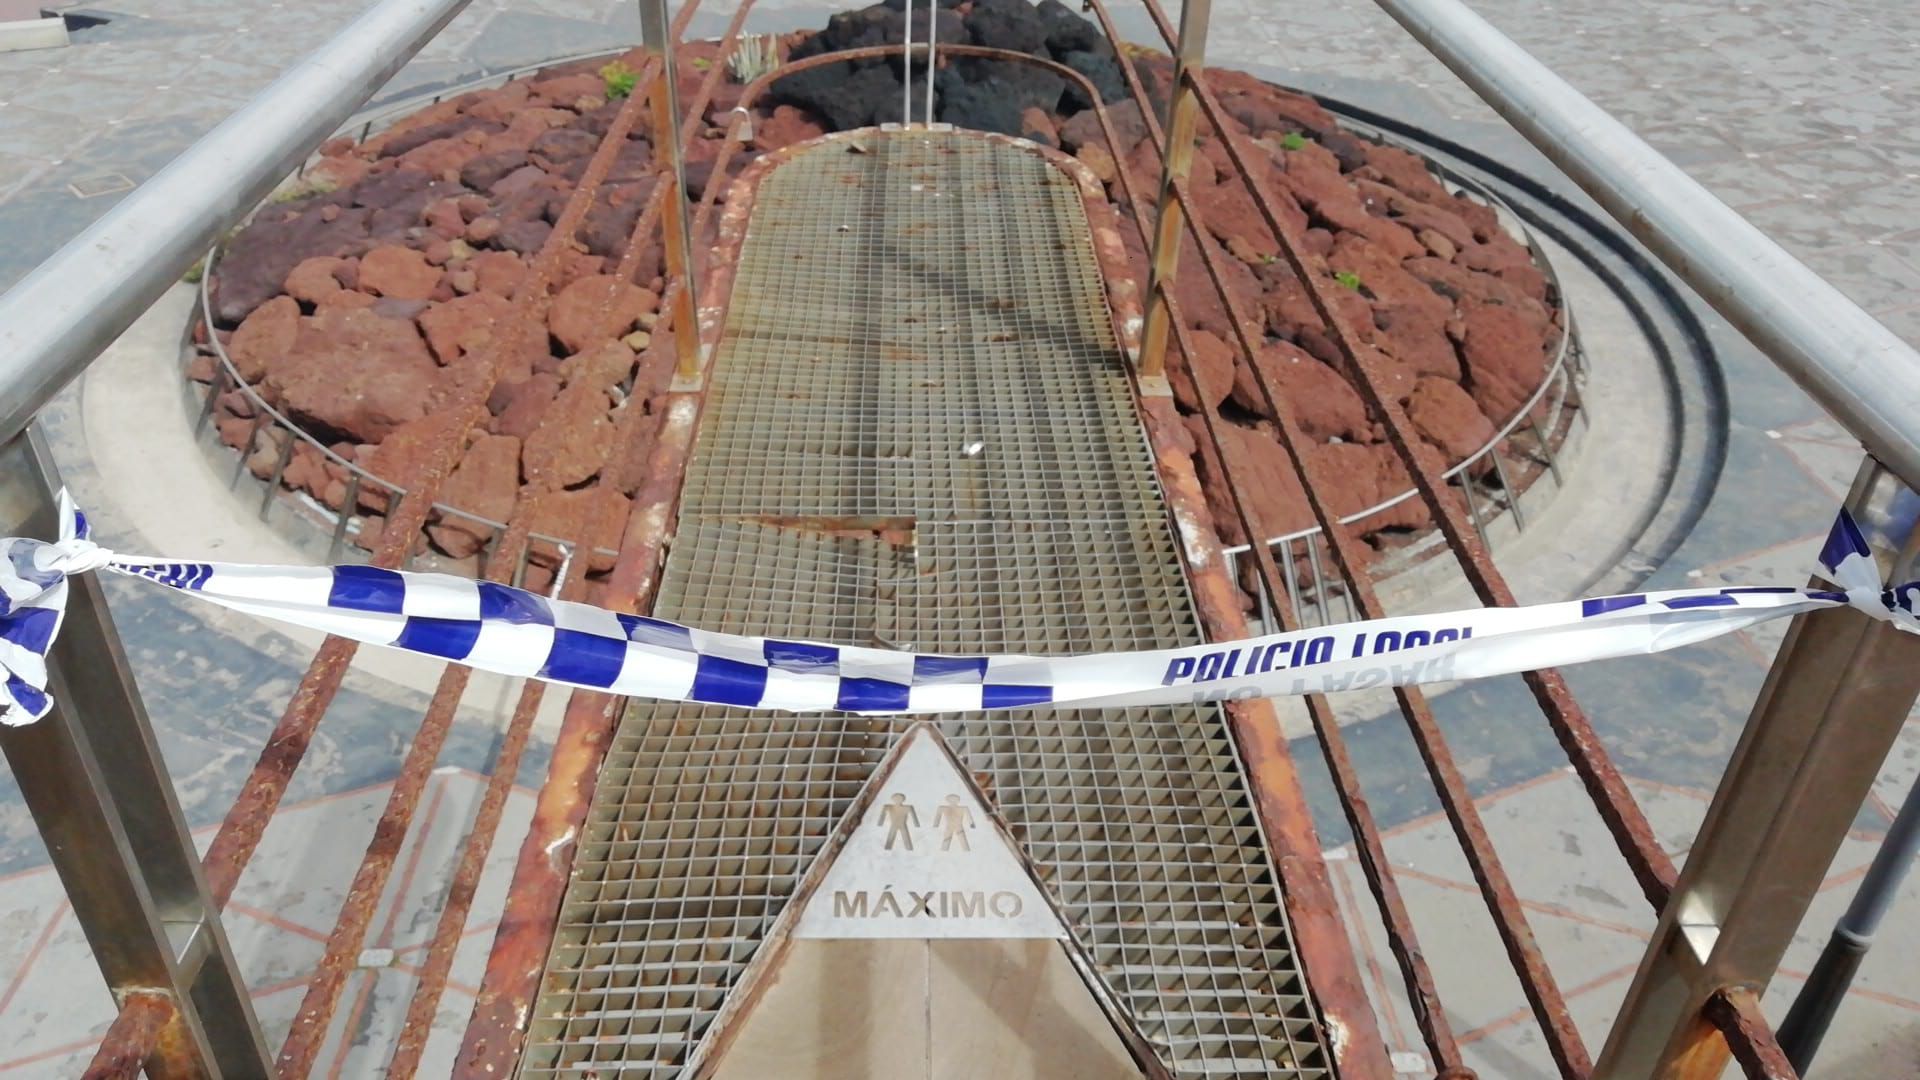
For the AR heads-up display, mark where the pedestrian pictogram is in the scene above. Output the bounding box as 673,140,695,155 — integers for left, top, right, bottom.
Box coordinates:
879,792,919,850
934,794,974,851
793,725,1064,940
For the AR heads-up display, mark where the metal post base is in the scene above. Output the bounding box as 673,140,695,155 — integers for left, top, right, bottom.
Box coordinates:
1595,458,1920,1077
0,428,269,1077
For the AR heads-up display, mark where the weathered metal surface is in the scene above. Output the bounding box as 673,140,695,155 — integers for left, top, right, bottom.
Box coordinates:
82,991,176,1080
1706,989,1799,1080
1126,0,1681,917
518,130,1333,1077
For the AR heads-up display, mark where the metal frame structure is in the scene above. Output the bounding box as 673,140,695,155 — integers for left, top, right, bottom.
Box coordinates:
0,0,1916,1075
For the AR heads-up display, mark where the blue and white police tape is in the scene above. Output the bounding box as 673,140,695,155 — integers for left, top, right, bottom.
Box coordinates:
0,495,1914,725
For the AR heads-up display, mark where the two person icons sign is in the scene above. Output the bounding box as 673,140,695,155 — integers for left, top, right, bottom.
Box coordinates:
879,792,974,852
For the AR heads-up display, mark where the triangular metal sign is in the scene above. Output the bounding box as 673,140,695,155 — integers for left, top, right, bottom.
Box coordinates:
794,725,1060,939
684,722,1169,1080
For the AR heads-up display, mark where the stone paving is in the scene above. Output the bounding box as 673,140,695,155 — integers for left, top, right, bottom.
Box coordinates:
1,0,1919,1075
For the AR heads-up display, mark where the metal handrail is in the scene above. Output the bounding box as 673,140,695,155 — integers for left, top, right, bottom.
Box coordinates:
1372,0,1920,488
0,0,475,447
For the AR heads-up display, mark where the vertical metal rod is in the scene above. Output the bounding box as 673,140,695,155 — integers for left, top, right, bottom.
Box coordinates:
1531,416,1562,484
901,0,914,126
1134,0,1211,379
641,0,704,383
1305,532,1329,626
1595,459,1920,1078
330,473,361,562
1278,539,1304,628
0,427,271,1077
230,414,264,487
923,3,936,128
1777,770,1920,1072
1490,450,1524,530
193,365,226,436
260,435,295,519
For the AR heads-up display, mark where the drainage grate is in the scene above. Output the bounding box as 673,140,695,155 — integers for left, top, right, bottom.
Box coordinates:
522,131,1331,1078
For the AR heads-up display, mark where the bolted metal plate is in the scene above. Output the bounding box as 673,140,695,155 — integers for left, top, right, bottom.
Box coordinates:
522,130,1331,1078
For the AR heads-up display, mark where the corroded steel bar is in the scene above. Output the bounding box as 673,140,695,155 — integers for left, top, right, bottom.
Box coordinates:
92,42,673,1080
1061,51,1445,1068
1706,989,1799,1080
272,69,667,1071
1136,0,1209,379
454,87,749,1080
397,26,749,1069
1118,60,1592,1074
1082,4,1589,1068
1129,0,1677,917
1079,3,1469,1068
82,992,176,1080
296,10,748,1070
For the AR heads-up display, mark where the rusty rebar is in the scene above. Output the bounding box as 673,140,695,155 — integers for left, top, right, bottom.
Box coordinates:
1132,0,1677,916
1706,988,1800,1080
1088,3,1600,1070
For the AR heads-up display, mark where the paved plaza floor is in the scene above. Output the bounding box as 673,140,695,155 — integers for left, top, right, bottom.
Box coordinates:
2,0,1919,1074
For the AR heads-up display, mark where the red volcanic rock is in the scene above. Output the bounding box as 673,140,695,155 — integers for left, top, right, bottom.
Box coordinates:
1312,441,1428,532
1327,234,1451,323
267,308,439,442
229,295,300,383
559,340,638,394
1074,143,1116,184
521,381,613,488
418,292,516,365
1459,302,1550,422
1190,418,1313,544
1019,107,1059,148
397,133,490,181
1230,341,1371,444
529,487,629,572
1357,142,1452,205
470,250,527,297
497,219,553,255
482,107,577,155
1192,178,1285,264
361,409,469,503
753,105,826,153
1059,98,1149,155
464,80,532,124
1372,303,1459,381
283,257,350,306
547,274,657,354
489,372,561,440
1406,375,1495,463
1403,256,1551,332
429,434,522,558
316,290,377,314
529,72,604,108
1173,329,1236,413
357,245,441,300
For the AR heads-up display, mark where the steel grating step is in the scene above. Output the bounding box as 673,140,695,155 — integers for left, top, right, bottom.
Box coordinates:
521,130,1332,1077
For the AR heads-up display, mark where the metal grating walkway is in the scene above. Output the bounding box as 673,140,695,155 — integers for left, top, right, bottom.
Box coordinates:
523,130,1331,1078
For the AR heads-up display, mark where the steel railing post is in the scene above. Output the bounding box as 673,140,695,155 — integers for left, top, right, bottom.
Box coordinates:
0,428,270,1077
639,0,705,384
1134,0,1209,381
1776,768,1920,1072
1594,458,1920,1077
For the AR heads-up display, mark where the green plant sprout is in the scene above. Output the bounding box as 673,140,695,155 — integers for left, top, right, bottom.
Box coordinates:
1334,270,1363,292
1279,131,1308,151
600,60,638,100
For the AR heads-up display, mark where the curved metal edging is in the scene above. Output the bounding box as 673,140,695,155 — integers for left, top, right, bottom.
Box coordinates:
190,49,703,574
197,39,1577,577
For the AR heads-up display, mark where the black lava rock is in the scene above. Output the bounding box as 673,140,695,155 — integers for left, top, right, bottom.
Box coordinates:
1034,0,1108,58
774,61,906,130
1060,47,1127,111
964,0,1048,55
